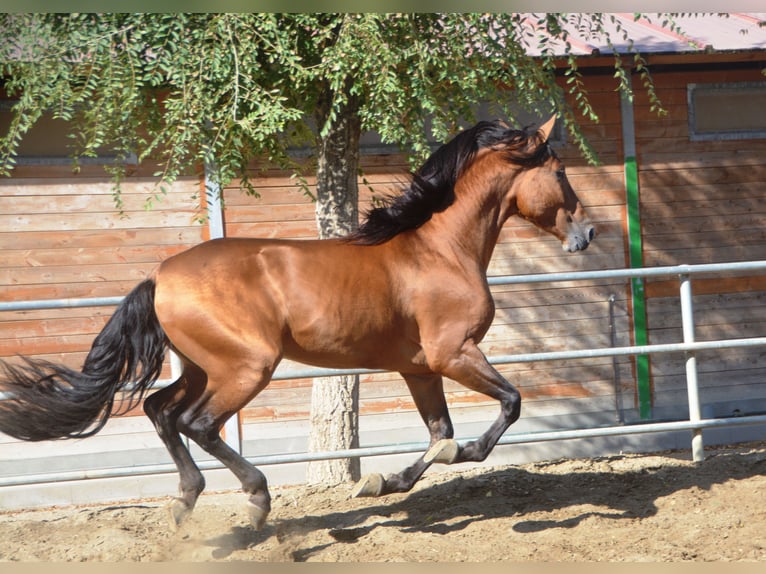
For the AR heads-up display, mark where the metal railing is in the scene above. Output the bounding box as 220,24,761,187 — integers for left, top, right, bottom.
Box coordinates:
2,260,766,488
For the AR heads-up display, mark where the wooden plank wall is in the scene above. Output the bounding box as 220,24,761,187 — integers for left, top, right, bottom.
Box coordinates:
0,165,205,372
634,66,766,417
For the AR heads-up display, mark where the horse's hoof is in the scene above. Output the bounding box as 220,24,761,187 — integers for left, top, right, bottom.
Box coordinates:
351,473,385,498
424,439,459,464
247,501,270,531
166,498,192,531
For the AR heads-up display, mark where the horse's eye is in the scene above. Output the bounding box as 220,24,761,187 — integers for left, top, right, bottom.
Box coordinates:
556,168,566,181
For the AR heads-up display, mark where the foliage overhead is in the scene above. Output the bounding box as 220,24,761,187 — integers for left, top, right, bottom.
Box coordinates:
0,13,687,204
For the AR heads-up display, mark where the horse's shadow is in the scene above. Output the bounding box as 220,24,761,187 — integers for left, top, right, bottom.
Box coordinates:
202,446,766,560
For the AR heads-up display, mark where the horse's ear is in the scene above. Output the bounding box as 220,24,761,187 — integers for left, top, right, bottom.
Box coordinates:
538,115,557,142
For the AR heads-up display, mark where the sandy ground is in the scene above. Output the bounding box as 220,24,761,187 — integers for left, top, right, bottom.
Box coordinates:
2,441,766,562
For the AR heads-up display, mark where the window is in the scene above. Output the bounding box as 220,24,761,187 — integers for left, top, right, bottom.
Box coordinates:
688,82,766,142
0,100,135,165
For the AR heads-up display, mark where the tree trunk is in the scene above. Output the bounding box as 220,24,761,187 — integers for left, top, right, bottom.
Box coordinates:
306,92,362,485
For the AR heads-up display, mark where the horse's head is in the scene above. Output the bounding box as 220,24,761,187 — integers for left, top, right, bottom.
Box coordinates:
511,116,595,252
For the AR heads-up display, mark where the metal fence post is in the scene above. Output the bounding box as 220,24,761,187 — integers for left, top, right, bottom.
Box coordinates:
204,161,243,455
679,273,705,462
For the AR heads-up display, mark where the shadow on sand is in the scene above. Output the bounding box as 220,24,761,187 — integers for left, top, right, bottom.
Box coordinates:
200,446,766,560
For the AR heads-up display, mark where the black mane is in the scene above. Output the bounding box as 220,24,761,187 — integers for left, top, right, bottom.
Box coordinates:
347,119,551,245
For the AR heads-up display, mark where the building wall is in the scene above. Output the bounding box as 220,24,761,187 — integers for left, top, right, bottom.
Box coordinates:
631,65,766,418
0,164,204,371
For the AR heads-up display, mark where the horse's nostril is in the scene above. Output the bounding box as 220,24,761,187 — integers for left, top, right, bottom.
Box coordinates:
588,227,596,241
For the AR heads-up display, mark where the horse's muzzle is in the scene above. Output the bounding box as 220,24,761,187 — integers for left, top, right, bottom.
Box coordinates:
564,224,596,252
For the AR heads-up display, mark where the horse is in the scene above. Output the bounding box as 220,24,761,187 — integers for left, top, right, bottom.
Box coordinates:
0,115,595,531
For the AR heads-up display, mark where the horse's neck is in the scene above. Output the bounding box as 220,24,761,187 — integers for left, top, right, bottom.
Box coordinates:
421,163,517,272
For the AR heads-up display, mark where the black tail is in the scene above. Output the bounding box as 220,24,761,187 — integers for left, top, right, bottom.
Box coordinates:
0,279,166,441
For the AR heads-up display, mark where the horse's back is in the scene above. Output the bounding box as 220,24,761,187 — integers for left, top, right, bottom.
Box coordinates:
152,236,412,370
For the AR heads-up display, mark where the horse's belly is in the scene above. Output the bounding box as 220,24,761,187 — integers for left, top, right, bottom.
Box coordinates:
281,323,426,373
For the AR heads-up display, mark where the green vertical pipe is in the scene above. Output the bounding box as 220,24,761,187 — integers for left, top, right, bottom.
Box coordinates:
625,157,651,419
621,78,652,420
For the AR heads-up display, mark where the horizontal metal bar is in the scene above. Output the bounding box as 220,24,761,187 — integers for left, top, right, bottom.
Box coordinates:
4,336,763,402
487,336,766,365
0,378,177,402
3,413,766,488
260,337,766,381
272,366,383,380
0,296,124,312
487,259,766,286
3,260,766,313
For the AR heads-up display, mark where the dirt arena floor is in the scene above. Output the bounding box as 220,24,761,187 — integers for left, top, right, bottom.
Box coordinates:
2,441,766,562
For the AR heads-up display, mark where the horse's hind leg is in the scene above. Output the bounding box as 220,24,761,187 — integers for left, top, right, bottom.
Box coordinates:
143,363,207,529
353,373,454,497
175,367,273,530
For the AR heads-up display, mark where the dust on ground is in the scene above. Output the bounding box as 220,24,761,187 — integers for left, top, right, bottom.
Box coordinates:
2,441,766,562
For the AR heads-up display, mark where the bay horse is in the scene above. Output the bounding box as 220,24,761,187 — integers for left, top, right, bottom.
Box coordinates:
0,115,594,530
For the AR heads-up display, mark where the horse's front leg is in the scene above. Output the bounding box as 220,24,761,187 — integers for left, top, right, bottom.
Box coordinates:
425,342,521,465
353,373,454,497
